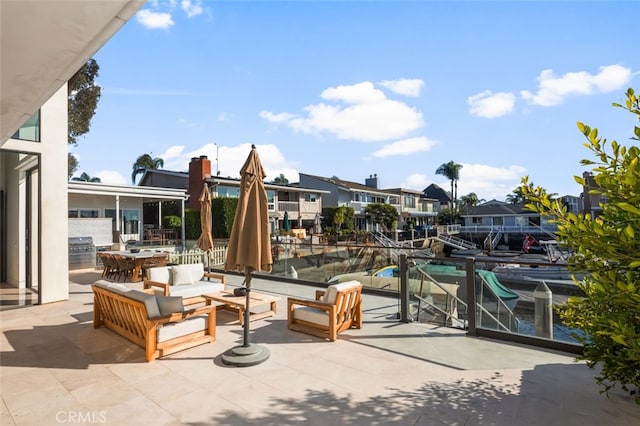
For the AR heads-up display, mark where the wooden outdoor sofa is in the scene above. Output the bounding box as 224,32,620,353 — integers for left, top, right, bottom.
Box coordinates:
287,280,363,341
92,280,216,362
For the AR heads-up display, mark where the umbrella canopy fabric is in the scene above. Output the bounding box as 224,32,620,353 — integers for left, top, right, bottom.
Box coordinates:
195,183,214,252
224,145,272,274
314,213,322,235
283,211,291,232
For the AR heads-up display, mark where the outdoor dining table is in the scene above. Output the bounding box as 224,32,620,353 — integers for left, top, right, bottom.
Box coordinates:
105,250,156,282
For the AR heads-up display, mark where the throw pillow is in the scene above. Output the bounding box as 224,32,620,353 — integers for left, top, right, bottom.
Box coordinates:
172,266,195,286
157,295,184,316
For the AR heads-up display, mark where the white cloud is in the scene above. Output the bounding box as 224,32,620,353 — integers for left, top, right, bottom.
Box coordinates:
260,81,424,142
95,170,127,185
467,90,516,118
259,111,296,124
321,81,386,104
181,0,203,17
521,64,632,106
372,137,438,158
136,10,175,30
400,164,528,201
457,163,528,201
158,143,299,181
379,79,424,97
400,173,431,190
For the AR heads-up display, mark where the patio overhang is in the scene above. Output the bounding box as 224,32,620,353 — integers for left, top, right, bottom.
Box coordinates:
0,0,145,143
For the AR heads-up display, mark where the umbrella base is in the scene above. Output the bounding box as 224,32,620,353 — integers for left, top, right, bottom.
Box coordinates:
221,343,270,367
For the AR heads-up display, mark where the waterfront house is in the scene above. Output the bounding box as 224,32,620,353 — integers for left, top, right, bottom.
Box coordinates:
139,156,328,235
298,173,439,231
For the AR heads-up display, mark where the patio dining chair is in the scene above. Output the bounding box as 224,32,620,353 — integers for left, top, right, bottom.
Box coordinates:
100,253,119,280
113,254,136,282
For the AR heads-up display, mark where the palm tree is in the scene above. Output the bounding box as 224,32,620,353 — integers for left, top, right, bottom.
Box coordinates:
132,153,164,183
71,172,101,182
272,173,289,185
459,192,484,208
435,161,463,215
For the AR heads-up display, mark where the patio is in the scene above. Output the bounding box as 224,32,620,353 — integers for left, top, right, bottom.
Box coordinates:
1,270,637,425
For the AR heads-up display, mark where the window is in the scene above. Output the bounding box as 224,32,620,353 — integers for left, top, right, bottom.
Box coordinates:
80,210,99,218
12,110,40,142
404,194,416,208
492,216,503,226
217,185,240,198
267,190,275,211
68,209,99,218
304,193,318,202
105,209,140,234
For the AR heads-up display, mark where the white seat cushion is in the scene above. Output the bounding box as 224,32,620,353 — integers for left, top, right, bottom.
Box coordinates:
157,315,208,342
169,281,225,299
293,306,329,325
322,280,361,304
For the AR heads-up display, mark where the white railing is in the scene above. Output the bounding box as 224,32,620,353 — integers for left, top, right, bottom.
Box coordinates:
277,201,298,212
168,246,228,268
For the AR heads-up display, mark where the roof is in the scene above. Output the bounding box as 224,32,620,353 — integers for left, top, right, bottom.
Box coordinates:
299,173,392,197
139,169,329,194
69,181,187,201
1,1,144,142
422,184,451,202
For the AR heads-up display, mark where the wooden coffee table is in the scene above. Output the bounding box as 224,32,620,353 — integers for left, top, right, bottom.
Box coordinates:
202,290,280,325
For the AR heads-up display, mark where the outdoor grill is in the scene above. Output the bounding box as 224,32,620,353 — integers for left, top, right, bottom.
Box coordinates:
68,236,96,270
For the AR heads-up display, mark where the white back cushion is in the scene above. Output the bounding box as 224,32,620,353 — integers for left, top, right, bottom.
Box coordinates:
323,280,361,304
147,266,172,284
172,265,195,286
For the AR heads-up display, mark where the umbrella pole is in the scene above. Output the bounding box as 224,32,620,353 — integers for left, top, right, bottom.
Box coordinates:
243,271,251,347
221,267,270,367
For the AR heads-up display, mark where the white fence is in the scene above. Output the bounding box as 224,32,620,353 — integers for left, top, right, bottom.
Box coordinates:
168,245,228,268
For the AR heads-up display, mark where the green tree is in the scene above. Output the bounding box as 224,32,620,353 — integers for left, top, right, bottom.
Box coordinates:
71,172,100,182
435,161,462,218
67,59,101,176
459,192,484,207
132,153,164,183
68,153,79,179
505,183,531,204
272,174,289,184
508,183,557,204
521,88,640,402
365,203,399,231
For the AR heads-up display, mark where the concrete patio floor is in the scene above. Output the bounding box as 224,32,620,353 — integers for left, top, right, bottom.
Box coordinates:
1,270,638,425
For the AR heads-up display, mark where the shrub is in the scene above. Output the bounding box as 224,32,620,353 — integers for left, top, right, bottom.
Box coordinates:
212,197,238,238
521,88,640,402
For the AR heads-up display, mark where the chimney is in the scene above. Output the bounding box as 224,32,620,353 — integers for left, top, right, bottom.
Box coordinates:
365,173,379,189
188,155,211,210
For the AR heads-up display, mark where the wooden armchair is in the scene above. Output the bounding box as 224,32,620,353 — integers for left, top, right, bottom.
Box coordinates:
287,281,362,341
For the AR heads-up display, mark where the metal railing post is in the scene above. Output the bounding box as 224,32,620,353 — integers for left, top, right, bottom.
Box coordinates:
399,254,411,323
465,257,477,335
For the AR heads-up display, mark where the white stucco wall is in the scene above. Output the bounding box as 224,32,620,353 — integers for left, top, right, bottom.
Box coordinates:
38,85,69,303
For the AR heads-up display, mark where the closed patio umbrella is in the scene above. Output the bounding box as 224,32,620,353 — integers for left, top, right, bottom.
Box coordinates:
314,212,322,235
195,183,214,252
223,145,272,366
283,211,291,233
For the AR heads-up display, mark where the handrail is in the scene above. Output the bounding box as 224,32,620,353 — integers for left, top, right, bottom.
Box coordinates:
414,267,518,333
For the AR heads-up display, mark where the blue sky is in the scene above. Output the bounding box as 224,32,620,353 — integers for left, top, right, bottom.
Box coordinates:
71,0,639,201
